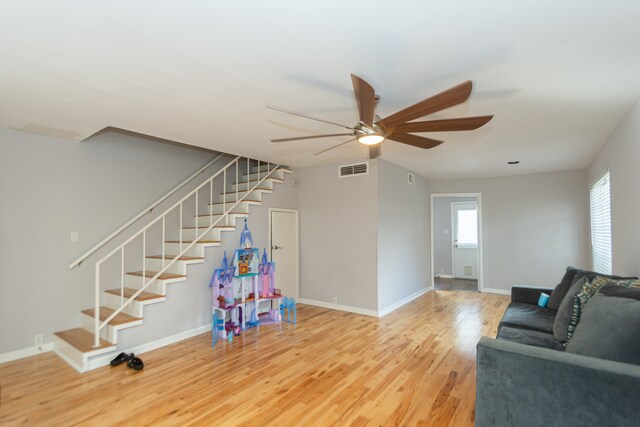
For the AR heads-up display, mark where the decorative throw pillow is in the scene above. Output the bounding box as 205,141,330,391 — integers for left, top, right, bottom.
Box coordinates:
552,275,586,342
565,284,640,364
547,267,579,310
564,276,640,344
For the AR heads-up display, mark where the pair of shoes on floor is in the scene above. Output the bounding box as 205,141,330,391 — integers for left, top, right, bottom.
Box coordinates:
110,352,144,370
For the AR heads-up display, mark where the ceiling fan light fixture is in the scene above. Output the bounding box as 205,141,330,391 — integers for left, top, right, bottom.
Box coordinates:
357,134,385,145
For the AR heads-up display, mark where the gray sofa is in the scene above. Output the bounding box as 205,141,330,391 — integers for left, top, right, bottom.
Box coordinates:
476,270,640,427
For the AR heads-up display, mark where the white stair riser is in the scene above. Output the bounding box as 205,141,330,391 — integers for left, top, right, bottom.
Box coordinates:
180,228,221,242
80,314,144,344
125,275,167,295
103,292,167,317
251,165,289,174
53,336,115,373
103,292,144,317
219,190,267,203
244,170,285,181
231,180,275,191
163,242,210,257
146,254,204,275
196,213,247,227
209,200,259,214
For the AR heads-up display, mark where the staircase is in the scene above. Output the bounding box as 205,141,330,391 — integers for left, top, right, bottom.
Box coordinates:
55,157,291,372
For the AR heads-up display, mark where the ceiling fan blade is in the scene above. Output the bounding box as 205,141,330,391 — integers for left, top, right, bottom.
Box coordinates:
266,105,354,130
387,133,444,150
313,138,356,156
394,115,493,133
271,133,354,143
379,80,473,129
351,74,376,127
369,144,381,159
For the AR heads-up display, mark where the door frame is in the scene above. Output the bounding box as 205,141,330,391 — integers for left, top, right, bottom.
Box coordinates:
430,193,484,292
268,208,300,298
450,201,479,280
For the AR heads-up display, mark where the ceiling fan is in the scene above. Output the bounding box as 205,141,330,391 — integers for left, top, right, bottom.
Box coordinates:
269,74,493,159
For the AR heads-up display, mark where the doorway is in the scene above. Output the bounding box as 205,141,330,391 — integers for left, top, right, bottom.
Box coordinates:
430,194,483,292
269,208,299,299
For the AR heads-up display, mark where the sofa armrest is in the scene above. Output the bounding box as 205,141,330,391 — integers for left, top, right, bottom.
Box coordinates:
511,285,554,305
476,337,640,427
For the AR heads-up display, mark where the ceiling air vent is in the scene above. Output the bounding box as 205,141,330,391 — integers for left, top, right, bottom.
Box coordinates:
338,162,369,178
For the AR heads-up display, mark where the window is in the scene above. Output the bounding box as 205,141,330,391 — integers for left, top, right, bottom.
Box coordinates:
456,208,478,248
590,170,612,274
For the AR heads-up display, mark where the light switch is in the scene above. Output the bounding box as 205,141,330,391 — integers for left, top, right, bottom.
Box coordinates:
70,232,79,242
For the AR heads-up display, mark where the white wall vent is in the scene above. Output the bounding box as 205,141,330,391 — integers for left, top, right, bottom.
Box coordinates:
338,162,369,178
408,172,416,185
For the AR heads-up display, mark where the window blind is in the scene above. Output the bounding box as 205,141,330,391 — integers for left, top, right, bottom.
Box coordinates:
590,171,612,275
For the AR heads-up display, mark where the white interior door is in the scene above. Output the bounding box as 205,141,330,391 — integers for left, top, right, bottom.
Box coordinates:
452,202,478,280
270,209,299,299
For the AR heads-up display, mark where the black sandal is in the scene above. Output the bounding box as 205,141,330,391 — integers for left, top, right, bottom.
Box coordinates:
110,352,135,367
127,357,144,371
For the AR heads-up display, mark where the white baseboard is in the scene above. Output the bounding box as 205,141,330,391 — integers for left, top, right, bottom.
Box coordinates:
0,342,54,365
435,274,454,279
482,287,511,296
378,288,430,317
300,289,430,318
298,298,379,317
86,324,211,371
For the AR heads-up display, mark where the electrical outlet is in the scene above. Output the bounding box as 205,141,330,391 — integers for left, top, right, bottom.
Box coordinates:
35,334,43,346
332,297,337,304
70,232,79,242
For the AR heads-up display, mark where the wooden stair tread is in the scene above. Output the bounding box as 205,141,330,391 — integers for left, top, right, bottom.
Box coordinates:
182,225,235,230
146,255,204,261
81,307,142,326
127,270,186,280
164,240,220,244
222,187,272,195
195,212,248,217
238,177,284,184
210,200,260,206
105,287,164,301
54,328,114,353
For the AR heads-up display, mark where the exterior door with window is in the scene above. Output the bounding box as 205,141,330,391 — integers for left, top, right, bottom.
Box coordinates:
452,202,478,279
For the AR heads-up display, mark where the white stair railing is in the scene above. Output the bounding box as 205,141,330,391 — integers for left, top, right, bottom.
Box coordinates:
91,156,283,347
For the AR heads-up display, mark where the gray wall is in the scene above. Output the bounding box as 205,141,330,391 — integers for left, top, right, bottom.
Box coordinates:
298,161,378,311
429,170,590,291
377,160,429,310
588,96,640,276
432,196,475,277
0,127,298,354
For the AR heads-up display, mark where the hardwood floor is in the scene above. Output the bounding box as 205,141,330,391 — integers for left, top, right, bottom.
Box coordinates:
0,291,508,426
434,277,478,292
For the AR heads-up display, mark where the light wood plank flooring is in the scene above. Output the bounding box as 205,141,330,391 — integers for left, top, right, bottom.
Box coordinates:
434,277,478,292
0,291,508,426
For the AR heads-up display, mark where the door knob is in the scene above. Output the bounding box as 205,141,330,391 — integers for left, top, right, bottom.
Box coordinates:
273,245,283,250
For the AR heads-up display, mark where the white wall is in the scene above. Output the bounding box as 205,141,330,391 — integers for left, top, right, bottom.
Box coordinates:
588,96,640,276
0,127,298,354
432,196,475,277
298,161,378,311
429,170,590,291
377,160,429,311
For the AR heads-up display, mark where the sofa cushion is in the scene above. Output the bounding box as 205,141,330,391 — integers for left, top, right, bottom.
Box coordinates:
565,275,640,343
547,267,579,310
553,275,586,342
499,302,556,334
565,284,640,364
497,326,563,351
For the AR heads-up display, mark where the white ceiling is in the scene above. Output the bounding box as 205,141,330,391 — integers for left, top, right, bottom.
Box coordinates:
1,1,639,178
